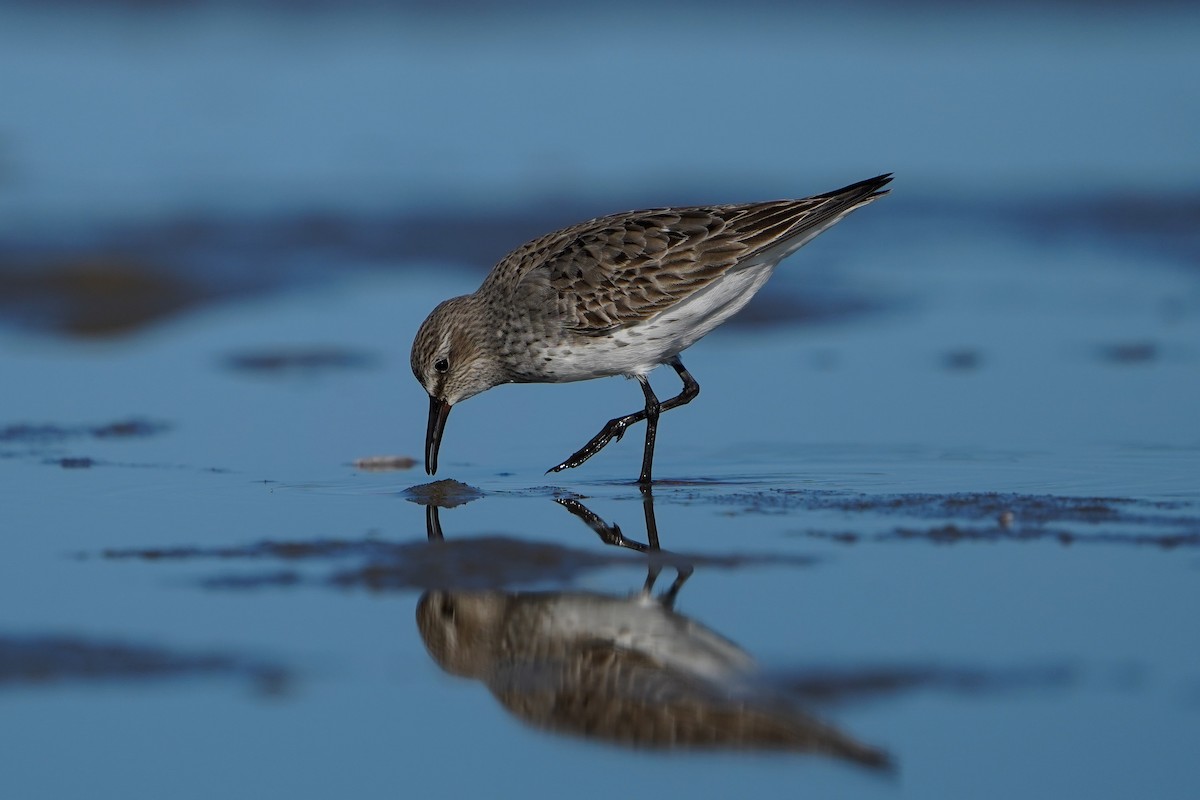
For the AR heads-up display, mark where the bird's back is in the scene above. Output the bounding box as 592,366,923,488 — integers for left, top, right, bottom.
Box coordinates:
483,174,892,338
480,175,891,381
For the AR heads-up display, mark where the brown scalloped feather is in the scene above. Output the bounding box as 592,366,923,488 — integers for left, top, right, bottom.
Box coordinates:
481,174,891,335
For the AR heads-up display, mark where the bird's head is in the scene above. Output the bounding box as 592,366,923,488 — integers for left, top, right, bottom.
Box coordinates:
410,295,505,474
415,590,508,678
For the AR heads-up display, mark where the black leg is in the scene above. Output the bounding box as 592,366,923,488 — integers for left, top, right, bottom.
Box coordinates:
658,565,694,610
660,357,701,415
547,405,648,475
636,376,660,485
425,505,444,541
639,486,664,591
546,356,701,478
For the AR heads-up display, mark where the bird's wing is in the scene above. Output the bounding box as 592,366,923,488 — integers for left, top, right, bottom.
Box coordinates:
491,174,891,335
488,641,891,764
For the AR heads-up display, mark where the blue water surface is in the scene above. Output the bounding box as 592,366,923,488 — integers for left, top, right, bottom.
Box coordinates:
1,3,1198,799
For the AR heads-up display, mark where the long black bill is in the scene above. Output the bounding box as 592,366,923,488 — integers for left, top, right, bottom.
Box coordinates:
425,395,452,475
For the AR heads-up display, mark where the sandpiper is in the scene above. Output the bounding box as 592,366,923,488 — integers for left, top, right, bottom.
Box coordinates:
411,174,892,483
417,583,887,764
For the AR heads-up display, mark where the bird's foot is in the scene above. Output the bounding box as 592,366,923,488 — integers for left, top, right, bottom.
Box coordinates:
546,417,632,473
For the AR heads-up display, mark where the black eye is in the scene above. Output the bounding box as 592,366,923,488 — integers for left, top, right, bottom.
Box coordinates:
434,358,449,374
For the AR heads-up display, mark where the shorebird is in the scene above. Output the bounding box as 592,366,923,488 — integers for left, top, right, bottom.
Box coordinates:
415,494,889,765
411,174,892,483
416,584,887,765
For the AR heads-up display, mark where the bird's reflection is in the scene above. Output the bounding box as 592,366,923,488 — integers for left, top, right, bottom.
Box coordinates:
416,492,889,768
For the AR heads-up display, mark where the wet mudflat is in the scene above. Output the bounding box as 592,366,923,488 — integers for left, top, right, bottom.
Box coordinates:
3,3,1200,799
4,195,1197,796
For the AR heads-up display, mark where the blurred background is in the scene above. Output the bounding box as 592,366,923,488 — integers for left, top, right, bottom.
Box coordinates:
1,3,1198,800
1,0,1196,340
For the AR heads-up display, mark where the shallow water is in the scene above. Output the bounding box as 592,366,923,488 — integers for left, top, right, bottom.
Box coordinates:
3,3,1200,799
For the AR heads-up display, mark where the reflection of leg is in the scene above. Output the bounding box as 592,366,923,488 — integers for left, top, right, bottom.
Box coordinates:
642,563,692,607
425,505,444,541
640,484,660,550
638,485,664,591
555,498,650,553
556,492,694,602
642,563,662,595
659,565,694,610
638,488,693,601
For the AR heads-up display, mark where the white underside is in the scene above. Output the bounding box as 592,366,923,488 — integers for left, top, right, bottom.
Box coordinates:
541,261,774,380
611,261,776,376
538,593,756,683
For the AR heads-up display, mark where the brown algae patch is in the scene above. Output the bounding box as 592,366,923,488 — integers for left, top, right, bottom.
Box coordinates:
99,495,815,592
1096,341,1159,365
803,524,1200,550
102,533,814,593
0,418,170,444
941,348,983,371
0,634,288,695
403,479,485,508
1,418,174,468
689,489,1200,545
0,258,200,338
223,347,378,374
48,457,97,469
779,662,1076,706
